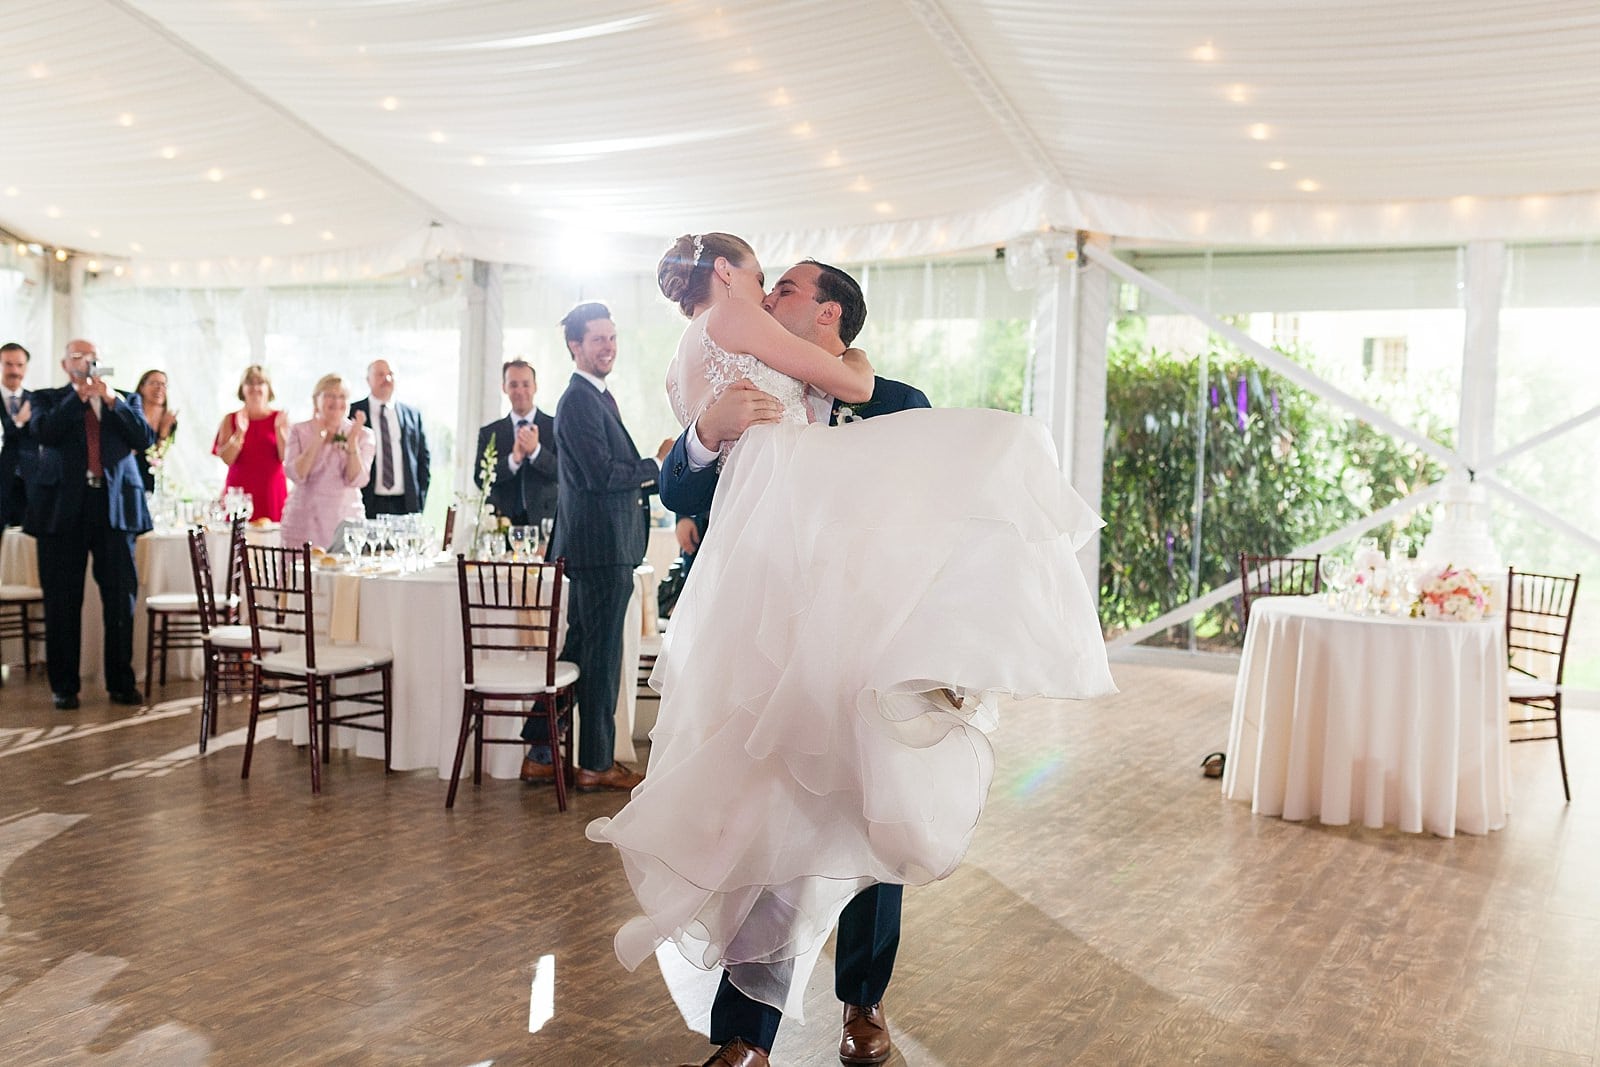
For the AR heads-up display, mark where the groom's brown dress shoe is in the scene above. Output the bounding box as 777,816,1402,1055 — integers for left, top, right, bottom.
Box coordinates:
839,1001,892,1064
681,1037,769,1066
519,758,555,783
575,762,643,792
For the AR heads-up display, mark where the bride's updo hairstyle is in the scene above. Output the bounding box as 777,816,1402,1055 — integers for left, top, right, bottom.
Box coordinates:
658,232,757,317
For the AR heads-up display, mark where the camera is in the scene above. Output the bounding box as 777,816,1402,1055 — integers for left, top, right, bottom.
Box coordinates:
70,363,114,381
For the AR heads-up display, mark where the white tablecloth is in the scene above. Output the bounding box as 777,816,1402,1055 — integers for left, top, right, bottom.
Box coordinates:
1223,596,1511,837
0,526,237,684
274,561,648,778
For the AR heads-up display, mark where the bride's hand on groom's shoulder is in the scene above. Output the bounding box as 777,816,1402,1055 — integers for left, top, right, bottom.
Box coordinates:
696,380,783,450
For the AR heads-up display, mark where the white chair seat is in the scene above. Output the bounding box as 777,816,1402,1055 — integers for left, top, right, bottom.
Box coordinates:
258,643,392,676
207,625,281,651
147,592,200,611
1507,672,1558,701
1,584,43,601
463,658,579,693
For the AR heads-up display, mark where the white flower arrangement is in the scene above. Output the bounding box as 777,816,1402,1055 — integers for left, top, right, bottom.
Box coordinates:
1413,564,1490,622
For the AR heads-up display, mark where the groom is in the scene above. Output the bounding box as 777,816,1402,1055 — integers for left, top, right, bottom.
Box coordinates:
660,260,929,1067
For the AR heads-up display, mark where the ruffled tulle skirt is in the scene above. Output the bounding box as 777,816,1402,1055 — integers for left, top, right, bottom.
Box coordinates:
586,408,1114,1019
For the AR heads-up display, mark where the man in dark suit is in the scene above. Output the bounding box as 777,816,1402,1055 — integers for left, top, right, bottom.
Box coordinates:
350,358,430,517
526,303,672,792
23,339,153,710
474,359,558,529
659,261,928,1067
0,341,34,526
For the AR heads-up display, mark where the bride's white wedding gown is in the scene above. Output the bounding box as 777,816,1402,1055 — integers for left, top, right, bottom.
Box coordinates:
586,312,1113,1018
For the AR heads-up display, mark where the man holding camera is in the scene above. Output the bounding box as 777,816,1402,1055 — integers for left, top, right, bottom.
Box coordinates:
23,339,153,709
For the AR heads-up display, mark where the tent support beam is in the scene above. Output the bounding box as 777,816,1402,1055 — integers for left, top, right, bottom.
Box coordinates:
457,259,503,497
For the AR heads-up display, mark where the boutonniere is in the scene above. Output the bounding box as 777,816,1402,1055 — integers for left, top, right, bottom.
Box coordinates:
836,399,876,424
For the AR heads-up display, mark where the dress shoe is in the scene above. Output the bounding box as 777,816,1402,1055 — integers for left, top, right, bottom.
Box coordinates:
52,692,80,711
680,1037,769,1067
108,689,144,707
839,1001,892,1064
575,762,644,792
519,757,556,783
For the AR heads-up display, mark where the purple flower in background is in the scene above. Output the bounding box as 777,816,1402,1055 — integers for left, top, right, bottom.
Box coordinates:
1165,530,1176,571
1209,385,1218,408
1271,388,1280,416
1236,378,1248,430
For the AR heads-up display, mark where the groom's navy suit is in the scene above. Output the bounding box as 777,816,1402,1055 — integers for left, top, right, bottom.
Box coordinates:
659,374,930,1053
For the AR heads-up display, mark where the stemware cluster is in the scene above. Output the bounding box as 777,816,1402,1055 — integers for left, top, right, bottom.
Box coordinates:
345,514,437,572
472,517,552,562
220,486,254,523
1319,535,1419,616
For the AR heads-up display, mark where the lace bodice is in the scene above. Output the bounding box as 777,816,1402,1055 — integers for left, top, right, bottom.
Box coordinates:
666,312,811,431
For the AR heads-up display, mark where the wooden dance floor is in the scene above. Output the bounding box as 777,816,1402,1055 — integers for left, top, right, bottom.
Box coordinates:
0,657,1594,1065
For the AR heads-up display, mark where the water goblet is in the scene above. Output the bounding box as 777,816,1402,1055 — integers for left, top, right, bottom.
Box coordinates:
1319,556,1349,609
509,524,529,561
539,517,555,556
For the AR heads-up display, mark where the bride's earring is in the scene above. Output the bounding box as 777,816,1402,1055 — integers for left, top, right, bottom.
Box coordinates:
725,278,733,298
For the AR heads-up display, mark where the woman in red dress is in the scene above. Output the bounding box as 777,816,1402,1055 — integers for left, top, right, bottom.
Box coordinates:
211,364,289,522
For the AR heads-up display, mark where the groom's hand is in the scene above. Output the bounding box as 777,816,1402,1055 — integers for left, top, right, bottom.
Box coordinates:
695,380,783,451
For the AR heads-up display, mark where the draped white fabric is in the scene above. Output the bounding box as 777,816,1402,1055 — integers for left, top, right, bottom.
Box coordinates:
5,1,1600,281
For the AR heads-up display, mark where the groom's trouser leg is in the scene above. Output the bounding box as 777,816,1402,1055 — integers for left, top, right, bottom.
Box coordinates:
564,564,634,771
709,972,783,1052
835,883,903,1007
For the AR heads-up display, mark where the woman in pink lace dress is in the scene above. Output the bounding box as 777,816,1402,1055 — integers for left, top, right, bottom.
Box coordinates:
280,373,374,550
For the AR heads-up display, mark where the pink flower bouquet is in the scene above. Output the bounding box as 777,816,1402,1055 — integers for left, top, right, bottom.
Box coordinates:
1413,565,1489,621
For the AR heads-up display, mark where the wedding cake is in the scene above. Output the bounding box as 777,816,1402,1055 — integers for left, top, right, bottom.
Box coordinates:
1418,477,1505,611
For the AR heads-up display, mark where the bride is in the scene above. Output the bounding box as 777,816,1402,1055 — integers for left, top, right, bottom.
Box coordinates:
586,232,1114,1032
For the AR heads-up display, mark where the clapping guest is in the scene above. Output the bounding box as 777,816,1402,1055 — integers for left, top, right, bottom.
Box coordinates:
280,374,374,550
212,364,289,521
133,369,178,493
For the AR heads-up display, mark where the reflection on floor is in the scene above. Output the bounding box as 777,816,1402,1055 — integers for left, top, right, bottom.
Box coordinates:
0,661,1595,1064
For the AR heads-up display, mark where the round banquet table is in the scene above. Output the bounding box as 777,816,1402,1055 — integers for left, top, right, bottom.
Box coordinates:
0,525,247,685
1222,595,1511,837
273,560,651,779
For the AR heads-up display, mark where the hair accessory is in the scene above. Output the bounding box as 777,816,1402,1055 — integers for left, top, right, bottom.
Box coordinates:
691,233,705,266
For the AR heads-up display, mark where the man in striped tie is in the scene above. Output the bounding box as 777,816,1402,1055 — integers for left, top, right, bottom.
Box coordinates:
351,358,431,518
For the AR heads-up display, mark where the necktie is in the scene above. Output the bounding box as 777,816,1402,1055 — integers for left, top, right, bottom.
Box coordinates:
379,404,395,489
6,394,18,417
85,402,103,478
600,388,620,420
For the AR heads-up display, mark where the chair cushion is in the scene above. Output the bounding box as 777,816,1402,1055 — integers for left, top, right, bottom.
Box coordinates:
147,592,200,611
258,644,392,676
464,658,579,693
0,584,44,602
1507,672,1558,700
207,625,281,651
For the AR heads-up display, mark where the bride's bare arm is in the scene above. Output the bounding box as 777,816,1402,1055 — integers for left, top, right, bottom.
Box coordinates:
709,301,874,403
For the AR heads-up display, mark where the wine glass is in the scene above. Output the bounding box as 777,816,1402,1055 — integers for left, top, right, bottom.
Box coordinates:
1319,556,1349,609
509,524,530,561
540,517,555,556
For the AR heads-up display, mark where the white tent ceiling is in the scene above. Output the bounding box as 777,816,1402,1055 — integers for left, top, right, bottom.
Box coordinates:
5,0,1600,278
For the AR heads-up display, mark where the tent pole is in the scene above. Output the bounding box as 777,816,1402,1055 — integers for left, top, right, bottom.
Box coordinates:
1459,241,1504,476
457,258,503,497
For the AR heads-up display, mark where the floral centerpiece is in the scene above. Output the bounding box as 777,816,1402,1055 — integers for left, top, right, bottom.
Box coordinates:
451,436,500,555
144,434,175,497
1413,564,1490,621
